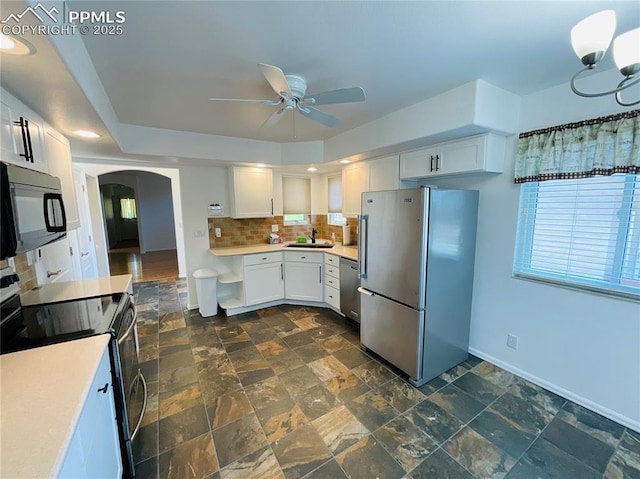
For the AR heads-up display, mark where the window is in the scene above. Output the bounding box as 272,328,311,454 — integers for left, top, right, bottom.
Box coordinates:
513,174,639,300
120,198,137,220
327,174,346,225
282,176,311,225
328,213,347,226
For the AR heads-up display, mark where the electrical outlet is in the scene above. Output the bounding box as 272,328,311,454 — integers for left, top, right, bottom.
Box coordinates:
507,334,519,350
272,224,279,232
215,228,221,238
193,230,205,238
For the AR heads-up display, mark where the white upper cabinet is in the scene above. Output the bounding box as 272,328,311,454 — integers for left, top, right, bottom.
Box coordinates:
0,90,47,173
342,161,370,217
342,155,416,217
399,133,506,179
45,126,80,230
228,166,274,218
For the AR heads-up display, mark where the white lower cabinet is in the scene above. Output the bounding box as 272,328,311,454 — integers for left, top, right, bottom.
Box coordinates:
59,344,122,478
244,257,284,306
284,252,323,302
324,254,340,311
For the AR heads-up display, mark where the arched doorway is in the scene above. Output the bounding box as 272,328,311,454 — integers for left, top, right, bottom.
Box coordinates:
99,170,179,282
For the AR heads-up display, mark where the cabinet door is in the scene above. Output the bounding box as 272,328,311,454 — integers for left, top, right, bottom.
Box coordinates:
399,147,439,179
438,136,484,175
230,167,273,218
342,162,369,217
11,110,47,173
45,127,80,229
0,99,17,160
369,155,400,191
244,262,284,306
285,262,323,302
60,347,122,479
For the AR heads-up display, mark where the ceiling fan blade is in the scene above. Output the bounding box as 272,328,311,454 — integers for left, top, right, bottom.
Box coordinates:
298,106,338,127
258,63,292,97
302,87,365,106
208,97,279,104
262,108,286,127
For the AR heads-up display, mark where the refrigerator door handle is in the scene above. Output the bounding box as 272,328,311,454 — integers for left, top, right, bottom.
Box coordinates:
357,287,373,296
357,214,368,279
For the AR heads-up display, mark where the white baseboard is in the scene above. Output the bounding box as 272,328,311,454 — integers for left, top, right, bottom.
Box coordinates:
469,347,640,433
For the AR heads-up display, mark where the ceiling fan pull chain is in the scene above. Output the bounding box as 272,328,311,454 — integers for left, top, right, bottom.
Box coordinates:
293,107,297,139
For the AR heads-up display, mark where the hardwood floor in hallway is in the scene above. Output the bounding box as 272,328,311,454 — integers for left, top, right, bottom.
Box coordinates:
109,249,179,282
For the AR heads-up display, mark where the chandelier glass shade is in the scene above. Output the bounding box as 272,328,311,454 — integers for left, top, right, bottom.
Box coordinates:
570,10,639,107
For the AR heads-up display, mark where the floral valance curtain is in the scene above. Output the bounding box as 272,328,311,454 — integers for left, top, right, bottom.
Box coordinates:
514,109,639,184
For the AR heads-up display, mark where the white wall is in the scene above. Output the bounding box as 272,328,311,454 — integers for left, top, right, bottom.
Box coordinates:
178,165,228,308
422,69,640,431
135,172,177,252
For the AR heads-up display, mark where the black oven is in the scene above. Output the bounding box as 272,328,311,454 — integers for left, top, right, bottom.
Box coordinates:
0,291,147,478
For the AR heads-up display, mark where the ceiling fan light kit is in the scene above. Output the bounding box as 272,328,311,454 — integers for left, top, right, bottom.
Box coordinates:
209,63,366,136
570,10,640,106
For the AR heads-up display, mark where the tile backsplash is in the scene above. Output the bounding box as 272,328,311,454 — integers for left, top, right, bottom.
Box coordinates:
208,215,358,248
0,253,37,296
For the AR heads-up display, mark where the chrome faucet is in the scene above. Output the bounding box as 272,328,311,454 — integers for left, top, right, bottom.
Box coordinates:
311,228,318,243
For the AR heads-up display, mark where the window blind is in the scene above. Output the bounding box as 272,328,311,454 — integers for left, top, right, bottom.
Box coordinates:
513,174,639,300
328,174,342,213
282,176,311,215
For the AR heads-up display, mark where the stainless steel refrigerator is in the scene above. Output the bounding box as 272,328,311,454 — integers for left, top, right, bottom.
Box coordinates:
357,187,479,387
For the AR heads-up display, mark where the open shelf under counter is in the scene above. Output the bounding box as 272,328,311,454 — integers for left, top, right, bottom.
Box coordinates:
218,296,243,309
218,272,243,284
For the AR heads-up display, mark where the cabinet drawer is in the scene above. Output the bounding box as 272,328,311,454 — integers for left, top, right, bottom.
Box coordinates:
324,275,339,289
325,264,339,278
244,252,283,266
324,284,340,309
324,254,340,267
285,251,323,264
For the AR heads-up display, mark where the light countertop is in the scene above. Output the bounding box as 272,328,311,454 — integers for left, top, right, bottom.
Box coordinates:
21,274,133,306
0,335,111,478
210,242,358,261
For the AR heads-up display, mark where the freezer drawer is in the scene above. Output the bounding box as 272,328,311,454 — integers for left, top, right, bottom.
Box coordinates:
359,288,423,381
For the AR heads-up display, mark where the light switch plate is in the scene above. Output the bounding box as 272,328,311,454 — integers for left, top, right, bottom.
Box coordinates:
272,224,279,232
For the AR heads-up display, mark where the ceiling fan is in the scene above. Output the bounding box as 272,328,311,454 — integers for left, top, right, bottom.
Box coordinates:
209,63,366,128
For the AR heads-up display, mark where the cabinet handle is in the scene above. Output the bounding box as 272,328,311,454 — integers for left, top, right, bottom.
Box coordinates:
300,256,306,259
270,198,273,215
429,155,434,172
81,252,89,257
47,269,62,278
24,119,33,163
319,265,322,283
435,154,440,172
14,117,30,163
262,257,268,260
98,383,109,394
280,263,283,280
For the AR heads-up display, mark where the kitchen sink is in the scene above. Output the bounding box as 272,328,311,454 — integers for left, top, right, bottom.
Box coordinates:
285,243,334,248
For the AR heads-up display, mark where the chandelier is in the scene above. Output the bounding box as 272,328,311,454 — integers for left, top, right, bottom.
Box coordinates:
570,10,639,107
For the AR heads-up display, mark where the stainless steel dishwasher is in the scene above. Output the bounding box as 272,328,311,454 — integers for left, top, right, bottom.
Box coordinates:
340,257,360,323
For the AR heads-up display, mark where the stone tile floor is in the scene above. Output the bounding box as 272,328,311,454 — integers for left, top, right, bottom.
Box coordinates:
132,279,640,479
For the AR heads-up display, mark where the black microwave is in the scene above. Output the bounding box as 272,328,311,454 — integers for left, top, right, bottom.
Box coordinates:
1,162,67,260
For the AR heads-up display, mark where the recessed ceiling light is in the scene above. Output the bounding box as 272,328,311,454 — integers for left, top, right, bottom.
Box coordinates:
0,34,35,55
0,34,15,50
256,163,266,168
339,159,350,164
307,166,318,172
74,130,101,139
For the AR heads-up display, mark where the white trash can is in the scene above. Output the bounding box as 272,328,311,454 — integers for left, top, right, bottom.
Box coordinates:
193,268,219,317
